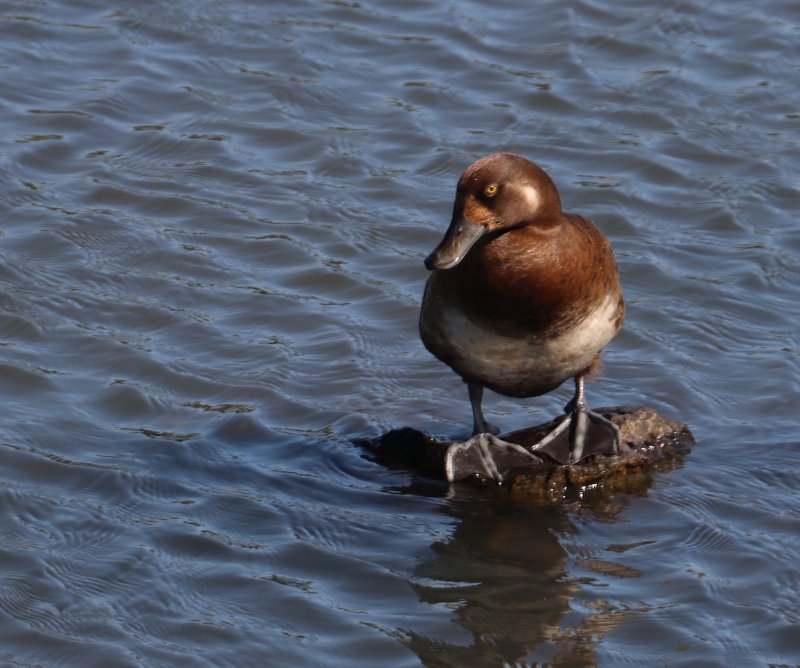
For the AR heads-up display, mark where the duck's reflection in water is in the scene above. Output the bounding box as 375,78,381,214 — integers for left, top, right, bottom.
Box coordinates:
395,486,642,667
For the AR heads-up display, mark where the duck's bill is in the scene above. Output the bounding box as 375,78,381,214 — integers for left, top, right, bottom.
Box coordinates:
424,216,486,270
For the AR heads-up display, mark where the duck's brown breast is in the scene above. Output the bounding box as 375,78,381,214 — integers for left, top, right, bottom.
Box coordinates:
436,214,623,339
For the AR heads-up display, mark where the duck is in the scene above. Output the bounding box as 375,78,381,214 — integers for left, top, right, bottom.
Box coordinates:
419,152,625,483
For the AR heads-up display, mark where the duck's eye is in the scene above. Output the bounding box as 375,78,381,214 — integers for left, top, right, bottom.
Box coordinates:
484,183,499,198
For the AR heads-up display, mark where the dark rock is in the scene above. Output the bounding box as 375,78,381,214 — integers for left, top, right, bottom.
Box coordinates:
359,406,693,502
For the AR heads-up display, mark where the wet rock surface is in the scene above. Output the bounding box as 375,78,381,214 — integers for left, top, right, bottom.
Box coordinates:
361,407,693,502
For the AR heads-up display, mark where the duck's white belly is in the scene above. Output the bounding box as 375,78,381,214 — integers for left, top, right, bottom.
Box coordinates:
420,289,619,398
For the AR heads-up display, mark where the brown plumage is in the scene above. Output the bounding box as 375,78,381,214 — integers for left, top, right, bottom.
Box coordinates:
419,152,625,480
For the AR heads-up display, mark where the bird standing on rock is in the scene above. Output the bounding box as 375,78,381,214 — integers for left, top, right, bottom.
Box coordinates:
419,152,625,483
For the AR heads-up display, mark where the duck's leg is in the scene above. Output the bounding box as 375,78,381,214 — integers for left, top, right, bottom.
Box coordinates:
468,382,498,435
445,382,543,483
530,374,621,465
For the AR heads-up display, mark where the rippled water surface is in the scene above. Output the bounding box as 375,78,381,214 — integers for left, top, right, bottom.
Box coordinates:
2,0,799,665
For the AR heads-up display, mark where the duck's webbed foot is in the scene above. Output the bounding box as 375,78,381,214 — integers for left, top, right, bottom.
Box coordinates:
445,433,543,483
530,377,622,465
529,406,621,465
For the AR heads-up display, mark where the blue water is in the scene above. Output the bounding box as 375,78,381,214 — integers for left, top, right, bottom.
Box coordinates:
1,0,798,665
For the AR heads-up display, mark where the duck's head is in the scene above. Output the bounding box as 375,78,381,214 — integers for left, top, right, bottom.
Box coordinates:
424,152,562,271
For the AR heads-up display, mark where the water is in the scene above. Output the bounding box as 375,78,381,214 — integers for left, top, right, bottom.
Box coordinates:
1,0,798,665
